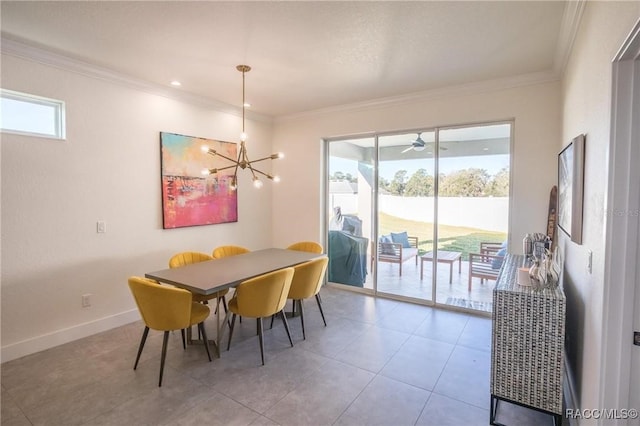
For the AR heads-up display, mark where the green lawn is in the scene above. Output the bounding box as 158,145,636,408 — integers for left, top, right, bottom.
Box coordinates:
378,212,506,260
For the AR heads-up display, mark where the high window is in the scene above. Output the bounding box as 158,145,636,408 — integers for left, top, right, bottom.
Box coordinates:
1,89,65,139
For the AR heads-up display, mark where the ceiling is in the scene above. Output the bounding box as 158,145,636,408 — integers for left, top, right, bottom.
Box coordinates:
1,1,572,118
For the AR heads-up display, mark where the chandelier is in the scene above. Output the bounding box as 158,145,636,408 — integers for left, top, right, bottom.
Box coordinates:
201,65,283,189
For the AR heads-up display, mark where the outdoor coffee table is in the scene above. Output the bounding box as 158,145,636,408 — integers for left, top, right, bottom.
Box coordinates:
420,250,463,283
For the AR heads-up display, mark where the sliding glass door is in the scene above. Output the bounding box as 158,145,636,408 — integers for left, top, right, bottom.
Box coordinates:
376,131,435,301
434,123,511,313
326,121,512,313
327,137,375,291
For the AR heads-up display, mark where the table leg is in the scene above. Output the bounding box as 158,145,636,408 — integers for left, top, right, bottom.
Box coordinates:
420,258,424,280
459,256,462,273
449,261,453,284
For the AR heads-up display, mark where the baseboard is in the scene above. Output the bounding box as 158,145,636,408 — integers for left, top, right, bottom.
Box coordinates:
564,357,580,426
1,309,140,363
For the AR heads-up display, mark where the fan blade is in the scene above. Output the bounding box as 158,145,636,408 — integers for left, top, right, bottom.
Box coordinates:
401,146,413,153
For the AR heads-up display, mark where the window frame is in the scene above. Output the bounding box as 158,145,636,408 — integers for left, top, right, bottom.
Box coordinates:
1,89,66,140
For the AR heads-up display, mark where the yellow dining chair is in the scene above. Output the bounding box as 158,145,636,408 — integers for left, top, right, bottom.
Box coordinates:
169,251,229,314
226,268,295,365
212,245,250,259
272,257,329,340
286,241,323,254
128,276,212,387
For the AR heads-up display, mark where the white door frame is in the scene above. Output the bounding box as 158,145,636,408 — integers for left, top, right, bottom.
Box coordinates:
600,19,640,422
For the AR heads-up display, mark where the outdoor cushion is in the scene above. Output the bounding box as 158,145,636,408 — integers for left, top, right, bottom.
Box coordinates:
391,231,411,248
492,242,508,269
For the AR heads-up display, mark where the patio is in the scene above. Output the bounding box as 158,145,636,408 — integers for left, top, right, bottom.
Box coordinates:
347,257,496,314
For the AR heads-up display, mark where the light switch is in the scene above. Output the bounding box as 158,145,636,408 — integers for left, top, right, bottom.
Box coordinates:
97,221,106,233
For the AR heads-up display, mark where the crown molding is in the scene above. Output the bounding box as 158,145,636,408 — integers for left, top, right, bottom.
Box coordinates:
275,70,560,123
613,17,640,61
0,36,272,124
554,0,586,75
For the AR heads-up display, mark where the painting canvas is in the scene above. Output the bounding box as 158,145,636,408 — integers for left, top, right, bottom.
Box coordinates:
558,134,585,244
160,132,238,229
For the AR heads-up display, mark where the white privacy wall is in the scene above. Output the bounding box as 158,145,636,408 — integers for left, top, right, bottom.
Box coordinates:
559,2,640,416
0,54,274,361
271,79,562,255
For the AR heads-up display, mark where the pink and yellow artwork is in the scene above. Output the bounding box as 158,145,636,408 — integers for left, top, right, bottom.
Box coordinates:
160,132,238,229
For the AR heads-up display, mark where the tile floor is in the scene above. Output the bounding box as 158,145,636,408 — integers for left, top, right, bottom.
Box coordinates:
1,287,557,426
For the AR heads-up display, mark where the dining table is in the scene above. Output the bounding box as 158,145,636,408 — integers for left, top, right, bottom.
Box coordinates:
145,248,326,356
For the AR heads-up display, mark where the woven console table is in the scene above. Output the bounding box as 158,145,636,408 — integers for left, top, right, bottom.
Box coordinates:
490,254,566,426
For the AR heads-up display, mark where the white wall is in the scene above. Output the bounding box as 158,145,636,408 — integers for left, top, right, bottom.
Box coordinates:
271,80,562,256
330,194,509,232
560,2,640,416
0,54,274,361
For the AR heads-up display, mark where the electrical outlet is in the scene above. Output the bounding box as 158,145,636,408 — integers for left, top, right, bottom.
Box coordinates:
82,294,92,308
96,221,106,233
587,250,593,274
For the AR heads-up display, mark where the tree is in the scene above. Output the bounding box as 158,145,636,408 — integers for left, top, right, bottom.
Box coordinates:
388,170,408,195
486,167,510,196
378,176,390,192
439,168,490,197
331,171,345,181
330,171,357,183
404,169,434,196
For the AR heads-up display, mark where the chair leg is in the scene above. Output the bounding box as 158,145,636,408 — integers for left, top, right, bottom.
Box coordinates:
315,294,327,327
280,310,294,347
181,329,186,350
198,322,212,362
298,300,306,340
134,326,150,370
270,314,275,329
257,318,265,366
227,314,237,351
159,331,169,387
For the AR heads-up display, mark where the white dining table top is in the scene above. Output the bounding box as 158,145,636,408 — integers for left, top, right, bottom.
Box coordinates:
145,248,325,295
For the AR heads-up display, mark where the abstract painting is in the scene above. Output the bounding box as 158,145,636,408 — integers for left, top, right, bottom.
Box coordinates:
160,132,238,229
558,134,585,244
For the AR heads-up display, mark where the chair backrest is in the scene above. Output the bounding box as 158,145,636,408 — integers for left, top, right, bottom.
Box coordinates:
128,276,193,331
288,257,328,300
287,241,323,254
212,245,250,259
234,268,294,318
169,251,213,268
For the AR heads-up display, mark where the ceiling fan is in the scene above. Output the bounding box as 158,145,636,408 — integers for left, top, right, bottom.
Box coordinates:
401,133,427,153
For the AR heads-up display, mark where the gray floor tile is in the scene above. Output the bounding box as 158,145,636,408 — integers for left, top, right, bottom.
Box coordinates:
380,335,455,390
433,345,491,408
416,393,489,425
374,301,433,334
413,309,470,345
335,375,431,426
264,359,375,425
1,287,513,426
334,325,410,372
492,399,559,425
457,315,492,352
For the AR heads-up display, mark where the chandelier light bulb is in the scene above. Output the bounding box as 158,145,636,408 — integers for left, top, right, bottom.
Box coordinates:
201,168,210,176
201,65,283,190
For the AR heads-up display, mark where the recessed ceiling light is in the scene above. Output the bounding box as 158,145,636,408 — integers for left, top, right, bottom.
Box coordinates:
483,147,489,151
170,80,181,87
